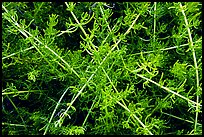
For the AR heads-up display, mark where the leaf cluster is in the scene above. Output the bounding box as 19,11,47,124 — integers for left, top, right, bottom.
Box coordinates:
2,2,202,135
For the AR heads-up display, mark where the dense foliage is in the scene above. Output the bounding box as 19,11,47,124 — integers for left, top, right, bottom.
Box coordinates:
2,2,202,135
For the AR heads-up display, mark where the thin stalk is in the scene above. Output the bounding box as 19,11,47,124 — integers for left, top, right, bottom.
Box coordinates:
113,96,153,135
102,67,128,108
60,11,141,123
102,67,153,134
6,95,28,132
161,111,202,126
144,94,172,124
65,2,97,52
128,38,201,56
34,2,44,18
43,86,70,135
153,2,156,43
2,122,29,127
99,5,128,108
136,74,201,107
3,5,79,79
2,90,46,95
2,46,35,60
45,45,80,78
82,95,98,126
57,27,78,37
179,3,200,134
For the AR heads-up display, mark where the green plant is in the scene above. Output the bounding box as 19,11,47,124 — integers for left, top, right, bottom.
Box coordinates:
2,2,202,135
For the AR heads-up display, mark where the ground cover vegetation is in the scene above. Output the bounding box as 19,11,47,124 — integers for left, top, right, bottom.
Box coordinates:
2,2,202,135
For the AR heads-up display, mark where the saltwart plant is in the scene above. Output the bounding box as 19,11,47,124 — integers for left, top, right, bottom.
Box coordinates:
2,2,202,135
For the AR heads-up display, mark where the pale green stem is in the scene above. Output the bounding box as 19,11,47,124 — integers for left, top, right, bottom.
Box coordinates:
113,96,153,135
130,38,201,56
82,95,98,127
65,2,96,53
99,4,128,108
2,90,47,95
43,86,70,135
60,11,141,124
102,67,153,134
136,74,201,107
6,95,28,132
179,3,200,134
3,5,79,79
2,122,29,127
45,45,80,78
161,111,202,126
153,2,156,43
34,2,44,18
2,46,35,60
